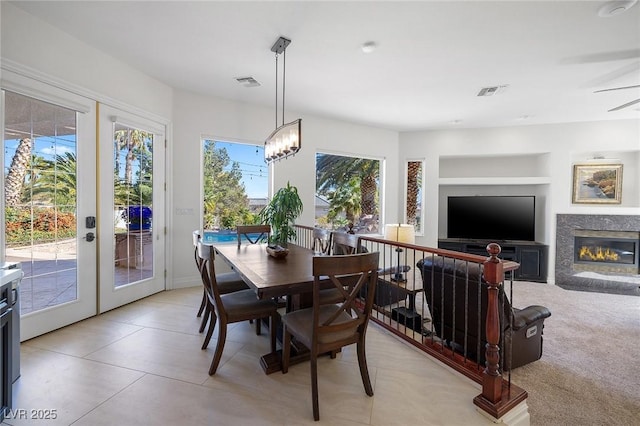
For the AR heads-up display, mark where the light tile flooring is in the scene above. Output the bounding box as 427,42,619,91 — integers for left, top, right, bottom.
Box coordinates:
6,286,494,426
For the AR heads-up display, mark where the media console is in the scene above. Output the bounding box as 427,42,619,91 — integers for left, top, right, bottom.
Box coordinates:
438,239,548,283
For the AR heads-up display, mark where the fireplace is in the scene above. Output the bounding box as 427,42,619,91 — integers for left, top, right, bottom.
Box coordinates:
574,234,639,273
556,215,640,296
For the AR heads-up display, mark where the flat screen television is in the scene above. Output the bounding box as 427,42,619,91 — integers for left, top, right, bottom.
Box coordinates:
447,196,536,241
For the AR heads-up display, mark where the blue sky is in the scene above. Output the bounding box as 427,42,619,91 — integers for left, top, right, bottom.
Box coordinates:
216,140,268,199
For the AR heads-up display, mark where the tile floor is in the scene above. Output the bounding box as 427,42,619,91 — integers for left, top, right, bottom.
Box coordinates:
5,286,495,426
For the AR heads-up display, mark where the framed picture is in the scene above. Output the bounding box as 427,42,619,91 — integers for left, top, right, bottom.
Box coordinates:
572,163,623,204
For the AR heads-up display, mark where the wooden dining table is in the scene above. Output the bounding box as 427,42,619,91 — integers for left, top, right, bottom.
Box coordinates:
214,243,317,300
213,242,319,374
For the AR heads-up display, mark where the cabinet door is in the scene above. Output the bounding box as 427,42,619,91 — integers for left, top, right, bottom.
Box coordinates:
517,247,547,282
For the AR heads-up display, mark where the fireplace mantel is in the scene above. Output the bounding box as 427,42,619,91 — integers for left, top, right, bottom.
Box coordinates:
556,214,640,296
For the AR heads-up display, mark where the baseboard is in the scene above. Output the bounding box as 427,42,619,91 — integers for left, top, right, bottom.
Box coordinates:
171,276,200,290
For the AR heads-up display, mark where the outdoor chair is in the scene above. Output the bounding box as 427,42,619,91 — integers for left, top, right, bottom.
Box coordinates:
197,242,277,375
281,252,380,421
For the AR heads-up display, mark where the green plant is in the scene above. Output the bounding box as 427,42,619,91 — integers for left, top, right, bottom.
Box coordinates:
259,182,303,246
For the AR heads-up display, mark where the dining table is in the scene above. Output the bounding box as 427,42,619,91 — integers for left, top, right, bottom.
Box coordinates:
213,242,320,374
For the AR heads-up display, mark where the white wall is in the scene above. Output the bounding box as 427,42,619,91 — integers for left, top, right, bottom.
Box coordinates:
171,89,400,287
399,119,640,283
1,3,173,120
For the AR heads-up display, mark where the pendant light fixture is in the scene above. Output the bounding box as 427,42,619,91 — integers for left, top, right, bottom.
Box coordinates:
264,36,301,164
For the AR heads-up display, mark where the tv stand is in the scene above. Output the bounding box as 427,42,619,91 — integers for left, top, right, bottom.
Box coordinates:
438,238,548,282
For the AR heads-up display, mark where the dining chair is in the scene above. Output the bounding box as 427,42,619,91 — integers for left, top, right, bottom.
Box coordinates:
331,232,363,255
237,224,285,333
236,224,271,248
312,229,344,306
311,227,332,255
281,252,380,421
193,232,248,347
197,242,278,375
193,230,206,319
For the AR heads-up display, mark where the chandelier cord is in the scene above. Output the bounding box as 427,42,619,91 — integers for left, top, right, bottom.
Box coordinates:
282,49,286,127
275,52,279,129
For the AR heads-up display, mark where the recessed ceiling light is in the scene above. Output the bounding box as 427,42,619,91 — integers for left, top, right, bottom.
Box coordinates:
598,0,638,17
361,41,377,53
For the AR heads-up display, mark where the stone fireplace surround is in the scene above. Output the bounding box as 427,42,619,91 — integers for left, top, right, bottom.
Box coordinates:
556,214,640,296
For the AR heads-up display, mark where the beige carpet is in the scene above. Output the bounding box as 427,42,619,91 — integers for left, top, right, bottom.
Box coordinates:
507,281,640,426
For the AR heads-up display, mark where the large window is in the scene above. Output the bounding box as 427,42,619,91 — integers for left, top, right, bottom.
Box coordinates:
201,139,267,232
406,160,424,234
315,152,381,234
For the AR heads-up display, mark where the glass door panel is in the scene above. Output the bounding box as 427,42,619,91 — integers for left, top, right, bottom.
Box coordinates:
98,104,165,312
4,91,78,312
114,125,154,287
2,88,96,340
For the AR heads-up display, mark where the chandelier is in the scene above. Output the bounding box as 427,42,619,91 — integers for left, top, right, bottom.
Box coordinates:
264,36,301,164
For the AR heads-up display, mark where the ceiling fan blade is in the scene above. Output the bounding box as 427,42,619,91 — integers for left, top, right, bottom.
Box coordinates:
595,84,640,93
562,49,640,64
608,98,640,112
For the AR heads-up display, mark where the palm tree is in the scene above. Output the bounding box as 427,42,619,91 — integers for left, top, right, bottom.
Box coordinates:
114,128,152,185
4,138,33,206
406,161,422,228
31,152,78,208
327,177,361,225
316,154,379,217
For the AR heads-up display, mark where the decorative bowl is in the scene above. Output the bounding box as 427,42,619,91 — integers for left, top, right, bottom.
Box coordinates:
266,245,289,258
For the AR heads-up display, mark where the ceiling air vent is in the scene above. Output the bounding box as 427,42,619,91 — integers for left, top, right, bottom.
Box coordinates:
235,76,261,87
477,85,509,97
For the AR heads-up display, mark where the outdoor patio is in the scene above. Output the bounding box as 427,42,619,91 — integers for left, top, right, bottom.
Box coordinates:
7,239,152,315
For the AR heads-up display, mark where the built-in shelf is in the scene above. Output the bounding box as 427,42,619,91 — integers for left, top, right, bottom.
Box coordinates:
438,177,552,186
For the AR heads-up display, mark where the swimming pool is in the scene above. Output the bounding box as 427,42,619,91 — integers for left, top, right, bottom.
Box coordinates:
202,230,265,244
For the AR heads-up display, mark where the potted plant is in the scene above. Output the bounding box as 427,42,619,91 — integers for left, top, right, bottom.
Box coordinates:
123,205,152,231
259,182,303,247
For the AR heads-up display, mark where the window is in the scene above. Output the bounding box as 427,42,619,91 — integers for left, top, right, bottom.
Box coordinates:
201,139,267,233
405,160,424,234
315,152,381,234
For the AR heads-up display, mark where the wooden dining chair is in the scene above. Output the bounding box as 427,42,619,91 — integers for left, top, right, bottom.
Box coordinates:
311,229,344,306
311,227,332,254
237,223,285,332
193,232,248,347
197,242,278,375
331,232,363,255
281,252,380,421
236,224,271,248
193,230,207,319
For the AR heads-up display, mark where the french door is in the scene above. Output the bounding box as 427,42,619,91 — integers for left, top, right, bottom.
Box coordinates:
2,71,166,340
97,104,165,312
1,78,97,340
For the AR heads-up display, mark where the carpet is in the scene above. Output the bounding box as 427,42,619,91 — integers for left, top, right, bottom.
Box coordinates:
507,281,640,425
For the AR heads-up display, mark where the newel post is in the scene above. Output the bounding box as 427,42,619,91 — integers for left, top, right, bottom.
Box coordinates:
481,242,504,403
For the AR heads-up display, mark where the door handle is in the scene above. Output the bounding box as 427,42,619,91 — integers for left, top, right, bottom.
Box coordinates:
84,232,95,242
